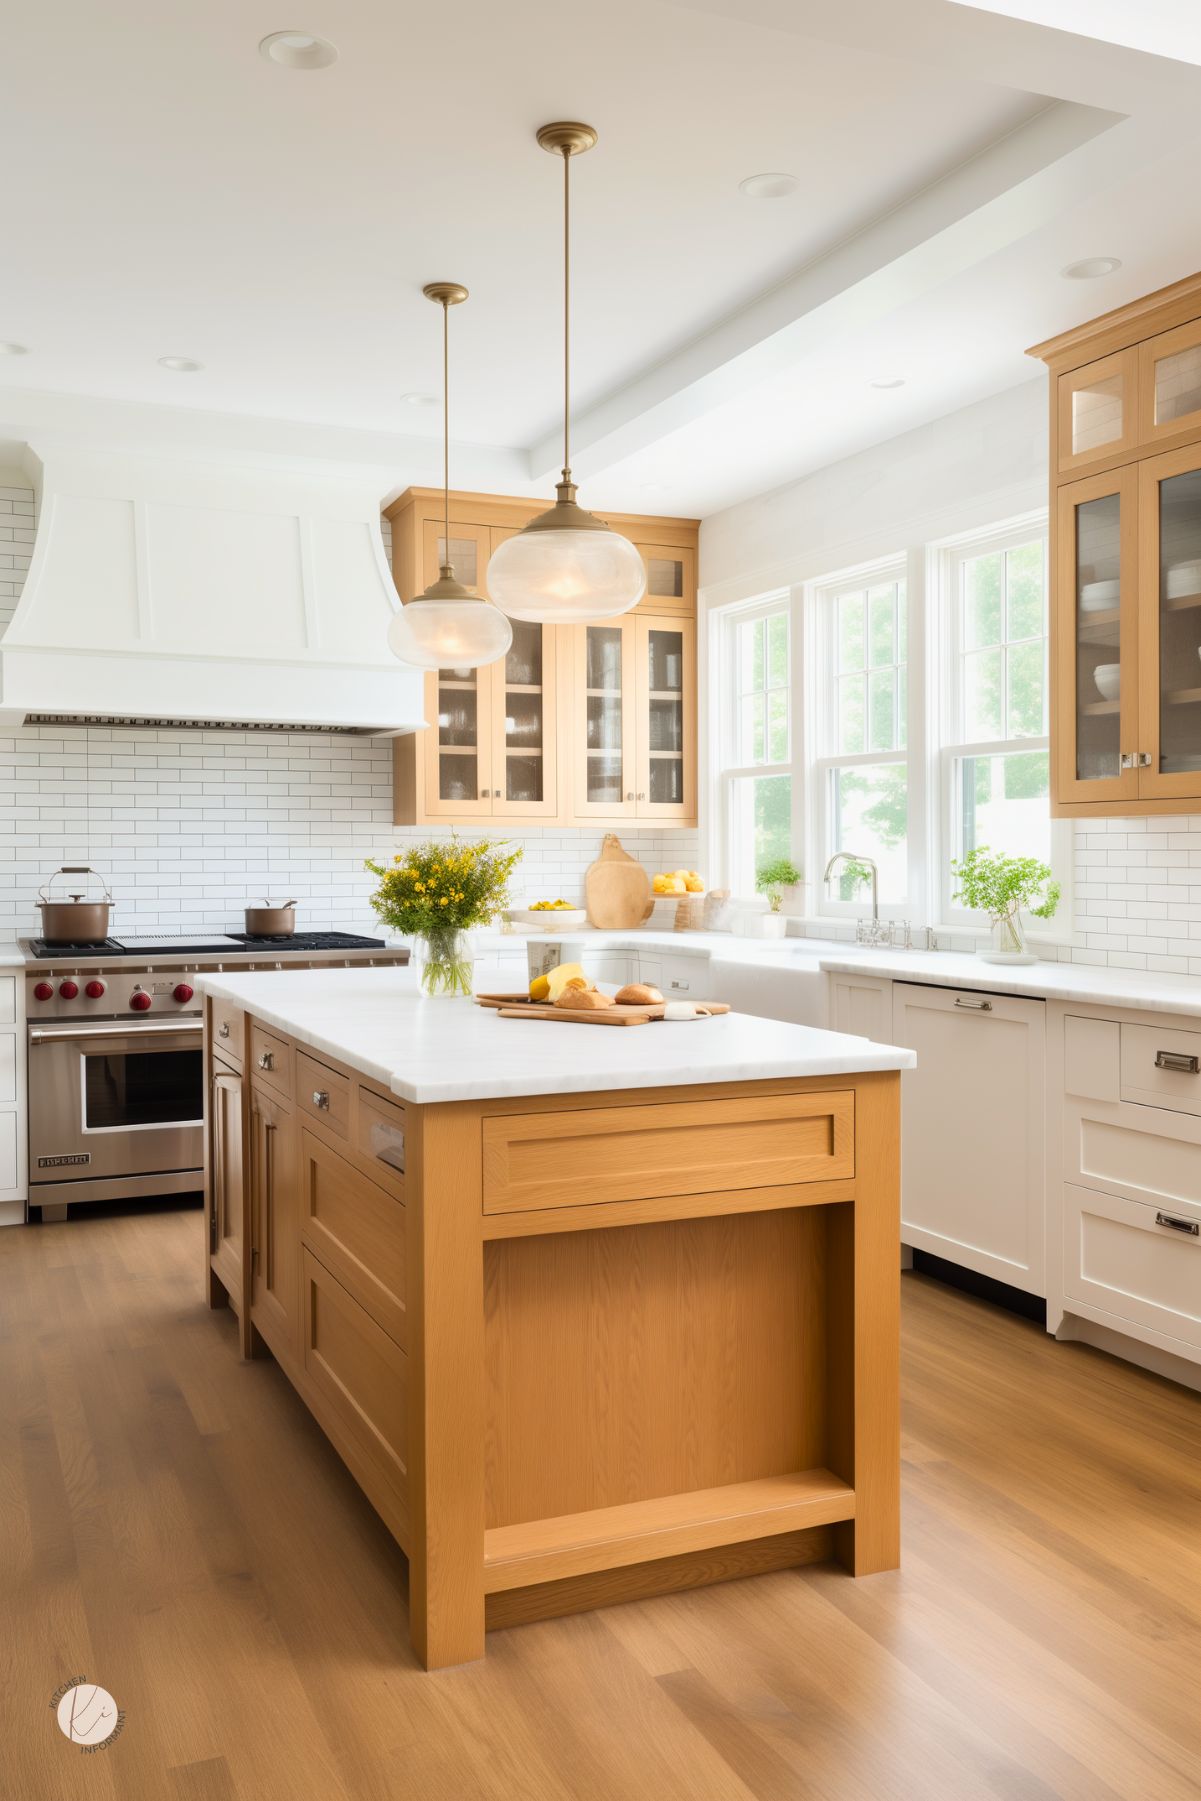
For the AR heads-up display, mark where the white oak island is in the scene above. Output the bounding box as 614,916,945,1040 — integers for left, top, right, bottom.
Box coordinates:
200,968,914,1669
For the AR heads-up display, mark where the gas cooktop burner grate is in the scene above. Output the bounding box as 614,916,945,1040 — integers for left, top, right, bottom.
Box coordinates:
26,930,390,959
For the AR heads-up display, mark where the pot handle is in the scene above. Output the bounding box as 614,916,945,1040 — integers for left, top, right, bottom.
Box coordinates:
250,900,298,910
37,866,115,906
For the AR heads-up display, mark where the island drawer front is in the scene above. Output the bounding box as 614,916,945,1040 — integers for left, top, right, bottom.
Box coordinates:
1063,1182,1201,1350
210,999,244,1068
302,1248,408,1501
297,1051,351,1140
482,1090,855,1216
356,1088,406,1198
300,1129,406,1347
1120,1022,1201,1117
250,1023,292,1097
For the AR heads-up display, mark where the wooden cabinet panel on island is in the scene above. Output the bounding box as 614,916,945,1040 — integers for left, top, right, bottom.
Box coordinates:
249,1082,299,1359
386,488,699,829
1030,269,1201,815
208,1061,244,1313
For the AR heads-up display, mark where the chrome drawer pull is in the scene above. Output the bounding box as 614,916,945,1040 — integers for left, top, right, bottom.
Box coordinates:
257,1051,273,1070
954,997,992,1011
1154,1050,1199,1074
312,1090,330,1110
1155,1211,1199,1237
218,1021,231,1038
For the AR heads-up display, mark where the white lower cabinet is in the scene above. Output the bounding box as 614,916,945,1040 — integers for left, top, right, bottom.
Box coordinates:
1063,1182,1201,1352
0,968,26,1211
893,982,1046,1296
829,973,894,1043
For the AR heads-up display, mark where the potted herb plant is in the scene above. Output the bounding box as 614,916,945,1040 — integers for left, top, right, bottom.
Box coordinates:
366,836,522,996
754,857,803,938
951,846,1060,965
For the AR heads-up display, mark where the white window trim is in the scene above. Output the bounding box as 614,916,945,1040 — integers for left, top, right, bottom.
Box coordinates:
806,550,925,924
711,592,799,892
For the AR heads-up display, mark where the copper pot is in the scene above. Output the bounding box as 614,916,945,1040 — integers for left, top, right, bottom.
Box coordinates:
244,900,298,937
37,866,115,943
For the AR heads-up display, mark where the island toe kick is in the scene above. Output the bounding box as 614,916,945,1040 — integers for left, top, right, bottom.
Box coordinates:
205,1004,901,1670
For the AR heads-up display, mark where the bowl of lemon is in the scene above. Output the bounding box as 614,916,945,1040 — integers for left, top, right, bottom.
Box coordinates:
507,899,588,932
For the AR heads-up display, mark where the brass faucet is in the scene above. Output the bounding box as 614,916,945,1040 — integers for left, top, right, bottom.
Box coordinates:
823,852,885,944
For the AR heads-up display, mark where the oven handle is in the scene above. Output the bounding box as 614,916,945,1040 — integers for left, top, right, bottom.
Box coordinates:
29,1017,204,1046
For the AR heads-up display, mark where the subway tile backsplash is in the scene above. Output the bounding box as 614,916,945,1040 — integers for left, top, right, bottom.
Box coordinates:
0,485,696,936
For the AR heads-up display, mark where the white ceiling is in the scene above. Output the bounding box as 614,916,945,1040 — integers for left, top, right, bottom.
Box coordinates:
3,0,1201,518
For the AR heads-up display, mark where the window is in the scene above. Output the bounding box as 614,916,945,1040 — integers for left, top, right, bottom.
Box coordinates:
813,569,911,910
718,605,793,891
941,527,1057,922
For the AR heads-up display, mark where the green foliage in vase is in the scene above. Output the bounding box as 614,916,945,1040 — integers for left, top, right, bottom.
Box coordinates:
951,846,1060,924
755,856,802,913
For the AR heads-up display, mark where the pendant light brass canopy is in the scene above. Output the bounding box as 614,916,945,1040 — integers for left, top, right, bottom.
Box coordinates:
486,123,647,625
388,283,513,671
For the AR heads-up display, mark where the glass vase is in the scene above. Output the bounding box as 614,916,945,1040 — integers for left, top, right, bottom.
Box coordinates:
412,928,474,998
982,908,1034,963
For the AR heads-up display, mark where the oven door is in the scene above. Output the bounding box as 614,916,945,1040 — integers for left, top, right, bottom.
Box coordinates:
28,1018,204,1187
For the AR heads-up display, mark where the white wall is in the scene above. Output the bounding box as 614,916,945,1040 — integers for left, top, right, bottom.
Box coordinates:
700,380,1201,977
0,481,696,938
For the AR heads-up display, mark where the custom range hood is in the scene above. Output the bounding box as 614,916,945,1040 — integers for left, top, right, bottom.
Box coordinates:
0,443,426,733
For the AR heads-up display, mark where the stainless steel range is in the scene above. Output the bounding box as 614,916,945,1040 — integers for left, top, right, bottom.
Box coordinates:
22,931,408,1220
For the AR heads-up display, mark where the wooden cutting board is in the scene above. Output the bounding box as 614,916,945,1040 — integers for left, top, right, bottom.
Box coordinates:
584,833,653,929
476,994,730,1028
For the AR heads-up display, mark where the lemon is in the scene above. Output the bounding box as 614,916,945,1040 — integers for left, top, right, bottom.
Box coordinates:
529,973,551,1001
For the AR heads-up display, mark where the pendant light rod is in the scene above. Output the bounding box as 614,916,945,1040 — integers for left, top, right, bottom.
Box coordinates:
536,123,597,498
421,281,468,577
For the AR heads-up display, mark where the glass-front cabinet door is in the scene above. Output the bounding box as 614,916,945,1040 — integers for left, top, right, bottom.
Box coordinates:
489,620,560,818
573,619,637,817
1138,445,1201,800
1139,319,1201,449
424,662,492,818
635,615,696,820
1056,350,1139,477
1054,468,1140,806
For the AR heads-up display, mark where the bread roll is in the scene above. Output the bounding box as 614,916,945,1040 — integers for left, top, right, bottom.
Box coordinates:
614,982,664,1005
556,987,615,1010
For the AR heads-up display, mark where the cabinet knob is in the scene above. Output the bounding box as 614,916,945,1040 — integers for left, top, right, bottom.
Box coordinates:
637,791,646,801
258,1050,274,1070
218,1021,230,1038
1120,752,1134,769
312,1089,330,1110
626,791,634,801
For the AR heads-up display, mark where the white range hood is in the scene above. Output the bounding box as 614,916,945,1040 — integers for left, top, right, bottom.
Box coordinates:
0,443,427,733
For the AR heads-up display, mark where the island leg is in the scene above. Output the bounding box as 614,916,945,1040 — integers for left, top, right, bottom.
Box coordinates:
830,1070,901,1576
406,1104,487,1669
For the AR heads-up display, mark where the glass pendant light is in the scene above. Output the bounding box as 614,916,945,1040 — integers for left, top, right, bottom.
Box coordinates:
388,283,513,671
486,124,647,625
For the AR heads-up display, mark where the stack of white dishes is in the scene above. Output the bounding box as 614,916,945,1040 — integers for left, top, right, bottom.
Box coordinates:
1080,577,1120,612
1165,559,1201,599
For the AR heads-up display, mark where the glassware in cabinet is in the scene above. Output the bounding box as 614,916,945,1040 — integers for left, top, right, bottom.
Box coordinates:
1137,446,1201,799
490,620,560,817
1054,469,1140,807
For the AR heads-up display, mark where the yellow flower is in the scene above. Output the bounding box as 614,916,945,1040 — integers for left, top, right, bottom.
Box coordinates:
439,895,448,906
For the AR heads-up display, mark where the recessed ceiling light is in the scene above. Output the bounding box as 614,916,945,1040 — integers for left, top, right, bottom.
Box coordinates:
401,391,439,407
0,341,29,356
869,377,906,390
158,356,204,372
1060,256,1122,281
738,172,799,200
258,30,338,70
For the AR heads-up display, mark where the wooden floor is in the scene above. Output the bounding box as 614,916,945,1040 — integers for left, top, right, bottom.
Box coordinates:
2,1205,1199,1801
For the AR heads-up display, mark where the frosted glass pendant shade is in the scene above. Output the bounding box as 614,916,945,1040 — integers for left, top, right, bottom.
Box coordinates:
387,587,513,671
487,510,646,625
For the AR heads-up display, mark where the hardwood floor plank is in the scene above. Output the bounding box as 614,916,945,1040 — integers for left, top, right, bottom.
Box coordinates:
2,1216,1199,1801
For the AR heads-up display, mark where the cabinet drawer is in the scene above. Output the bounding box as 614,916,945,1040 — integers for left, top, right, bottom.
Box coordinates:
250,1024,291,1096
1120,1022,1201,1116
1063,1182,1201,1350
482,1090,854,1216
356,1087,407,1197
1067,1097,1201,1213
302,1249,408,1509
301,1129,406,1346
297,1051,350,1140
210,998,244,1068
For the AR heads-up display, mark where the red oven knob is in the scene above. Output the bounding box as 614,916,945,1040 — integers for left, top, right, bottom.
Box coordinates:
129,989,153,1011
172,983,194,1003
33,980,54,1001
85,979,106,999
59,979,79,999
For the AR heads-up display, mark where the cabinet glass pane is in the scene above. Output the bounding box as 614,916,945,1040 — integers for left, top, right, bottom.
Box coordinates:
647,628,683,807
437,673,481,801
587,626,623,692
1071,373,1124,458
503,621,546,803
586,625,625,801
647,628,683,694
1074,492,1122,783
585,754,624,805
505,620,542,687
436,536,478,587
1157,468,1201,775
647,556,683,598
1154,346,1201,427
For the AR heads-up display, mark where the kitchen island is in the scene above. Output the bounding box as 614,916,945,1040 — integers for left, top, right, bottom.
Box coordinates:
200,968,914,1670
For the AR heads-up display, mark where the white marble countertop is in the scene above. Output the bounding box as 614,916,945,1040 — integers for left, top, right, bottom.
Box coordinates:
197,967,915,1104
469,926,1201,1017
0,940,26,967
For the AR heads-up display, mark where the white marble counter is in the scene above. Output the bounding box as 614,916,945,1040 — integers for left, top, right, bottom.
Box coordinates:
0,940,26,967
197,967,915,1104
